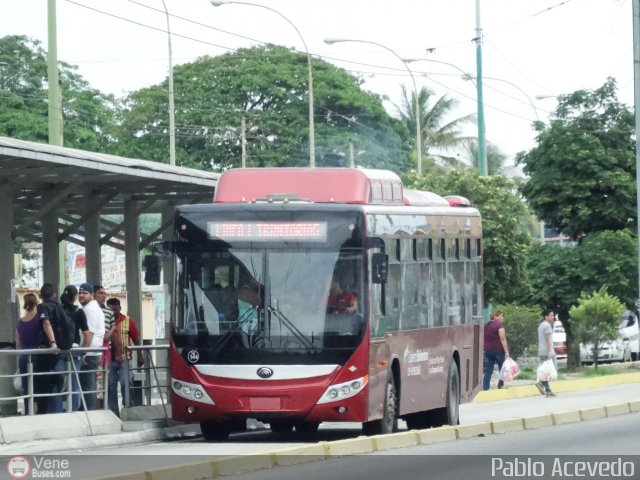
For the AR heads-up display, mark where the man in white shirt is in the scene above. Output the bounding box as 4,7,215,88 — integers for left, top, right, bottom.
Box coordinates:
78,283,106,410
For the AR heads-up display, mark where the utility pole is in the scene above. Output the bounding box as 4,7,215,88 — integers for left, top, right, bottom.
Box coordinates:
474,0,487,176
633,0,640,308
47,0,65,294
47,0,62,147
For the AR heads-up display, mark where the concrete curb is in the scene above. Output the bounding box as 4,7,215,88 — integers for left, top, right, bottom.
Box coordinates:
93,398,640,480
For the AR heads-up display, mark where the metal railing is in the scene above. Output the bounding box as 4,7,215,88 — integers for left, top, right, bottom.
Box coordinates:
0,344,169,423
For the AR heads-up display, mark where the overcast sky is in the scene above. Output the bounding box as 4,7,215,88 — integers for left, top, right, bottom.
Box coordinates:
0,0,633,165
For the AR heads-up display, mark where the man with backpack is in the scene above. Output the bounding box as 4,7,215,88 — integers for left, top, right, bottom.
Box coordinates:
37,283,79,413
35,283,63,414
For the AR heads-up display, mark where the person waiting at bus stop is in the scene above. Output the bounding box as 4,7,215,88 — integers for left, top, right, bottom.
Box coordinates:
483,309,510,390
106,298,143,417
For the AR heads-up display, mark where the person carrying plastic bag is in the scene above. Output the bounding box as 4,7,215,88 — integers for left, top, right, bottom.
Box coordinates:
536,308,558,397
483,310,511,390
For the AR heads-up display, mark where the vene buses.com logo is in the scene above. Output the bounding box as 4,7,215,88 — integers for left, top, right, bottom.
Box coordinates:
7,456,30,479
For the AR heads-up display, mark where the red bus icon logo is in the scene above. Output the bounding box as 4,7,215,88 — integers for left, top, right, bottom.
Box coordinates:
7,456,30,479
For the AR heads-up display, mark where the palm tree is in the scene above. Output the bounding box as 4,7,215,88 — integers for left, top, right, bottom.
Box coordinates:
466,141,510,176
395,85,475,172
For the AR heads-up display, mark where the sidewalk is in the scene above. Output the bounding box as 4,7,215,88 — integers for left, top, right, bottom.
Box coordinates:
476,370,640,402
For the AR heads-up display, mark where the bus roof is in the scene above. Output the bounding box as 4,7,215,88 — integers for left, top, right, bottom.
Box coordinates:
214,168,449,206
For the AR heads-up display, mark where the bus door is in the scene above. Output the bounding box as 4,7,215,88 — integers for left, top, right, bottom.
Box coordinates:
367,243,391,420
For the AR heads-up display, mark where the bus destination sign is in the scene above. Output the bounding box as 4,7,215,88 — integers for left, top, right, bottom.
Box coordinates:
208,221,328,242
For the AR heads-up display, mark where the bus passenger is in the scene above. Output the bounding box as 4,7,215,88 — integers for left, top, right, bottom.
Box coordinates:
327,276,357,314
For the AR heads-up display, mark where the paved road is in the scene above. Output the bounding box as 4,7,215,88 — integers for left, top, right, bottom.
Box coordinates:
65,382,639,457
204,413,640,480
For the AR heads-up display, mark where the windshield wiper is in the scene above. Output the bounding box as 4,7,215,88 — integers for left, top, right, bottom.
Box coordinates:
211,306,260,354
267,306,319,353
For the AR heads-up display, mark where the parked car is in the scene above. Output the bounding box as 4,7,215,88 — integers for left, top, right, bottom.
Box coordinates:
619,310,640,362
579,338,631,365
552,320,567,359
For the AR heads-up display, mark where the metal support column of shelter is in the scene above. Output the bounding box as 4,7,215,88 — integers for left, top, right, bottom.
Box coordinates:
84,211,102,286
41,190,60,289
161,203,174,340
0,183,15,335
124,200,142,339
0,182,17,414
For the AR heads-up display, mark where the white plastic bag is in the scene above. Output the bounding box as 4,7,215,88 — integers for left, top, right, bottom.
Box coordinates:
499,357,521,383
13,369,23,395
536,359,558,382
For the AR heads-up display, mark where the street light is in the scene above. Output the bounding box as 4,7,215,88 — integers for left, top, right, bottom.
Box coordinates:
160,0,176,166
210,0,316,167
465,75,540,122
324,38,422,175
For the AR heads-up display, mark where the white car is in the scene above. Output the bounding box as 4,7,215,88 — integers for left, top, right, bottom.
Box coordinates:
619,310,640,361
580,338,631,365
579,310,639,365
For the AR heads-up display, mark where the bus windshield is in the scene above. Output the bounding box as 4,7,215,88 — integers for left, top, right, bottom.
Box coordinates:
172,246,365,365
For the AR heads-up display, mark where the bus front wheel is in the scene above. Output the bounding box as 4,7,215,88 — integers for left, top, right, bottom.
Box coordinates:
295,421,320,433
363,375,398,435
200,421,231,441
269,421,294,433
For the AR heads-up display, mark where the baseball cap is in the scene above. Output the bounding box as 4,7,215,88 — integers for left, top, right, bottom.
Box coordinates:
79,283,94,294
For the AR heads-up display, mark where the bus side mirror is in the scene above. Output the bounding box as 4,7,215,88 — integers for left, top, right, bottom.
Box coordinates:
371,253,388,284
143,255,161,285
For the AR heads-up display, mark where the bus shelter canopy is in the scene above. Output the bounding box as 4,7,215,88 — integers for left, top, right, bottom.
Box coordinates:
0,136,218,248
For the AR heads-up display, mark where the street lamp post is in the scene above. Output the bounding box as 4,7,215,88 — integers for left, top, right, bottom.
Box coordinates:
210,0,315,167
324,38,422,175
160,0,176,166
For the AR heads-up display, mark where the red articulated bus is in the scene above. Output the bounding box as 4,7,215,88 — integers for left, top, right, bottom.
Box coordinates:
166,168,483,440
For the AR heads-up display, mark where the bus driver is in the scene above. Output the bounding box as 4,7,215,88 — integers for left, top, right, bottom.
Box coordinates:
327,276,357,314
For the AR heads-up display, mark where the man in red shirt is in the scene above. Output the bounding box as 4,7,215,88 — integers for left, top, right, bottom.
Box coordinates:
105,298,143,417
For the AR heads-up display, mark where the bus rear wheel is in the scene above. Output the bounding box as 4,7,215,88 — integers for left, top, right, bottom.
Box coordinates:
363,375,397,435
433,360,460,427
200,421,231,441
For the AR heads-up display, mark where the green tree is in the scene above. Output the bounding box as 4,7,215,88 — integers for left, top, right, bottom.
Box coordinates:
115,44,410,173
517,78,635,240
521,229,636,370
522,243,581,368
569,286,624,369
406,169,532,305
395,85,475,172
0,35,117,151
573,230,638,308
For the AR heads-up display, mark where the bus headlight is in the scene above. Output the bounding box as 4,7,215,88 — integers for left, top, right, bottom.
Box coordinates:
170,377,215,405
317,375,368,404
